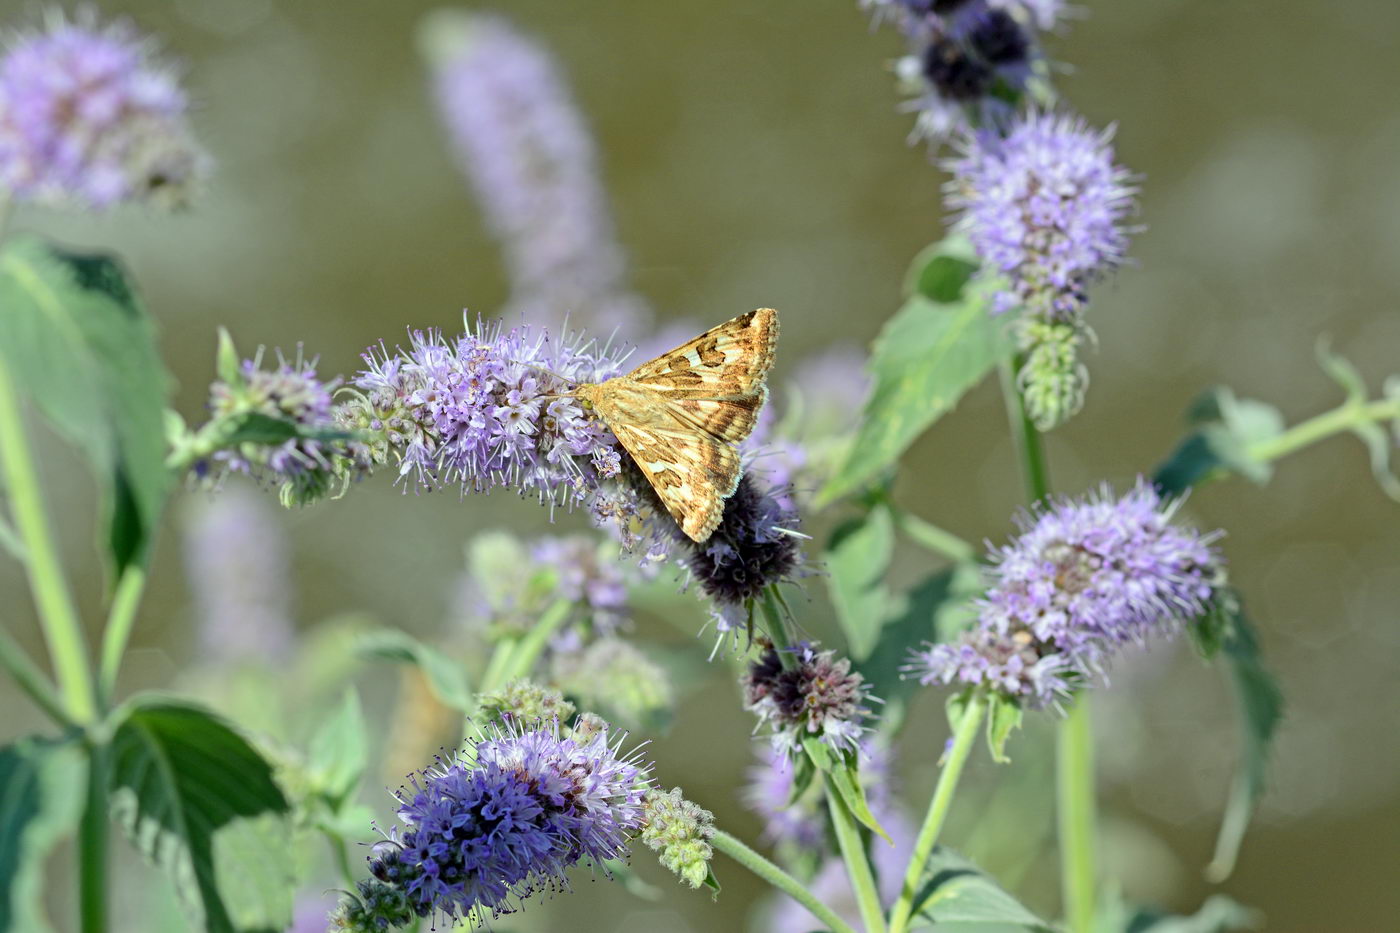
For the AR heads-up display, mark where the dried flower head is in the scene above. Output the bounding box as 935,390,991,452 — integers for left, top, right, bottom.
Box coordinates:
743,643,876,755
0,10,207,209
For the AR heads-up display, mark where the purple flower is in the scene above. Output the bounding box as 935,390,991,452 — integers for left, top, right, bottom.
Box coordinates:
340,318,625,511
909,480,1225,708
531,534,629,633
742,745,825,849
180,483,295,666
421,12,649,336
742,642,876,755
0,10,207,209
370,721,650,923
945,111,1137,321
205,348,359,506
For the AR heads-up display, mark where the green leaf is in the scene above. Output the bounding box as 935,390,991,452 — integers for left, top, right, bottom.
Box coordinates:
1153,388,1284,495
824,506,896,660
902,235,980,303
0,736,87,933
818,270,1009,505
909,848,1054,930
1205,595,1284,882
1103,894,1263,933
357,629,473,712
0,236,172,577
107,697,294,933
803,738,891,843
1316,341,1400,501
857,565,982,733
215,328,243,388
985,694,1023,764
306,689,368,810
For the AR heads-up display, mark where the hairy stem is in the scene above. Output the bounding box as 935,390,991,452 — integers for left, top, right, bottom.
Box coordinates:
711,830,859,933
98,562,148,708
827,780,889,933
1057,700,1097,933
0,354,96,722
79,744,109,933
888,692,987,933
0,624,75,728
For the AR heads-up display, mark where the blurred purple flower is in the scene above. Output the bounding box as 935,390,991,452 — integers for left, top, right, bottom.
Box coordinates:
909,480,1224,708
742,744,825,849
180,483,295,666
369,721,650,923
945,111,1137,320
421,11,649,336
0,10,207,209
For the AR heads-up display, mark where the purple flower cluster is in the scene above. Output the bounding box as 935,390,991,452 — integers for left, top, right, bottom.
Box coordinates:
863,0,1059,147
945,112,1136,321
422,12,649,336
205,349,358,506
909,481,1225,708
742,643,875,755
532,535,629,634
369,722,650,923
340,318,625,510
0,11,206,209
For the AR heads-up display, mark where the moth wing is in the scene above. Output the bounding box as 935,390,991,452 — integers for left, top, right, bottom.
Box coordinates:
626,308,779,399
595,391,740,542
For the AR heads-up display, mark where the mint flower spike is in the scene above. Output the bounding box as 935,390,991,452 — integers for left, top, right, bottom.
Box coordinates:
420,11,649,336
640,787,717,890
945,110,1138,429
367,719,651,926
0,9,208,209
908,480,1225,709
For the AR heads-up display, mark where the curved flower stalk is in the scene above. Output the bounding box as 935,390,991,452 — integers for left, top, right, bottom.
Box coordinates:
946,111,1137,429
420,11,650,337
908,480,1225,708
0,9,208,209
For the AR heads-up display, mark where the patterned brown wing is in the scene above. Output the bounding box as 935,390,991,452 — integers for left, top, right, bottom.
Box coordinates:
607,415,739,542
625,308,779,400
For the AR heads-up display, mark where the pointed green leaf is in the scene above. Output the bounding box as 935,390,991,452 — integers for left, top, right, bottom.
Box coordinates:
1316,341,1400,501
107,697,294,933
306,689,368,810
1104,893,1263,933
985,694,1023,764
818,268,1009,505
1153,388,1284,494
0,736,87,933
0,236,172,576
357,629,472,712
909,848,1053,930
803,739,891,843
215,328,242,388
901,235,980,303
1205,595,1284,882
824,506,896,660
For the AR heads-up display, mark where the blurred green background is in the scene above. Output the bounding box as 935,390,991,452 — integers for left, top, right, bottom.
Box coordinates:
2,1,1398,930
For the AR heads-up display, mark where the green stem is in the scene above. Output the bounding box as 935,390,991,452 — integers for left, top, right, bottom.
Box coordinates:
890,509,976,564
477,638,518,697
0,624,75,728
0,354,96,723
498,598,572,685
1057,700,1097,933
826,780,889,933
97,563,147,708
759,585,800,671
998,356,1051,504
325,829,358,891
1247,397,1400,468
711,831,859,933
888,693,987,933
79,744,109,933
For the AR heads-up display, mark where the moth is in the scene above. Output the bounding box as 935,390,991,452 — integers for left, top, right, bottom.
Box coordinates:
575,308,779,543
